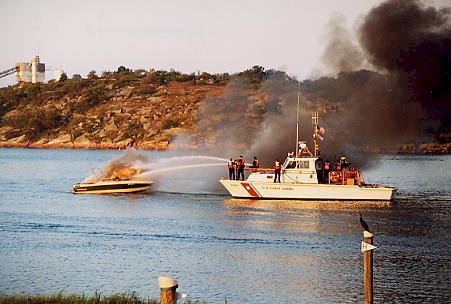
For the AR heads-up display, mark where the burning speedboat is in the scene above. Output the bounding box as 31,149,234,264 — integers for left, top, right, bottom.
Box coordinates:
73,167,153,194
73,180,153,194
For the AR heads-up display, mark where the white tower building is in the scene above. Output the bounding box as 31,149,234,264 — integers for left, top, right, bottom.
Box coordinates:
16,56,45,83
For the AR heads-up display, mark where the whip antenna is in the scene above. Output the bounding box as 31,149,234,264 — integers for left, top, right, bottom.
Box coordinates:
296,82,300,156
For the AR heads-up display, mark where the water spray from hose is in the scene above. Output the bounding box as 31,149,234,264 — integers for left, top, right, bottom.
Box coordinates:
137,163,225,179
92,150,230,193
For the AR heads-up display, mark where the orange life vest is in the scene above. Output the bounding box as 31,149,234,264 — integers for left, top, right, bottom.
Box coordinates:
227,161,234,169
347,170,357,178
274,161,281,170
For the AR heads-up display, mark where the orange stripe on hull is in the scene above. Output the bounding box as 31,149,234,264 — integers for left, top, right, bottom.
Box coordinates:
240,182,261,198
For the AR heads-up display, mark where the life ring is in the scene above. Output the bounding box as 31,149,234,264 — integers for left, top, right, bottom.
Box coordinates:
329,171,340,183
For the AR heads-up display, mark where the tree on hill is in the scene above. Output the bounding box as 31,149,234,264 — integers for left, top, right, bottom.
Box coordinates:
87,70,98,79
237,65,267,88
117,66,131,74
59,72,67,82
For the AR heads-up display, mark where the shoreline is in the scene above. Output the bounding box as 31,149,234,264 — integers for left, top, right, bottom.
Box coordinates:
0,141,169,151
1,141,450,155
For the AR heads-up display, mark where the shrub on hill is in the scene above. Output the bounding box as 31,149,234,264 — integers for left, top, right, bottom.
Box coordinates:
2,106,62,139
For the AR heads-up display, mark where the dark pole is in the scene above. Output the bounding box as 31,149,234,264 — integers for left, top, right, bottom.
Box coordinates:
363,231,374,304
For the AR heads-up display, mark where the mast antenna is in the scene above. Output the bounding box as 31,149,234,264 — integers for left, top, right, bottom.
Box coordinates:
312,104,319,157
296,82,300,156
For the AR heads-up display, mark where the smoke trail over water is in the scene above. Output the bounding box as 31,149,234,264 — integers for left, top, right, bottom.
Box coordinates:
171,75,314,167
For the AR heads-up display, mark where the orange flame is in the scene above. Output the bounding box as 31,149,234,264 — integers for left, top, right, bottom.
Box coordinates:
108,167,139,181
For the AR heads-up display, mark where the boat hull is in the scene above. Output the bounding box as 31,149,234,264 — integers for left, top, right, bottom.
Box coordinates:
219,180,396,201
73,180,153,194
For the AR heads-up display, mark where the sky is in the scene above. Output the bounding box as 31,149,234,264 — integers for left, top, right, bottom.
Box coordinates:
0,0,446,87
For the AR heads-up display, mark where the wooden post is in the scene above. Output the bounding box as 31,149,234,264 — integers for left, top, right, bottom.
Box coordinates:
363,231,374,304
159,277,178,304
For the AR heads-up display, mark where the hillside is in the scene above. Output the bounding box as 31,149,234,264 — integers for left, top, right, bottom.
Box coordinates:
0,69,228,150
0,67,449,154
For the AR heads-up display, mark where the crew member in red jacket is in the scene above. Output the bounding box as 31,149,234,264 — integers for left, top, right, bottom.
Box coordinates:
237,155,245,181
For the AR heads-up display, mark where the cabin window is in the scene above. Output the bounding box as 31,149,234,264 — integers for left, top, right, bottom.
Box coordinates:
285,160,297,169
299,161,310,169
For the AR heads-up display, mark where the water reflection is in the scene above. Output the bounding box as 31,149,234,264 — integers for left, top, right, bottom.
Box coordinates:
223,198,393,211
222,199,393,235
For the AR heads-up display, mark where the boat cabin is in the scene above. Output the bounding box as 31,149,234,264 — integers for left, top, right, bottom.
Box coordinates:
246,152,363,186
282,156,319,183
246,155,319,184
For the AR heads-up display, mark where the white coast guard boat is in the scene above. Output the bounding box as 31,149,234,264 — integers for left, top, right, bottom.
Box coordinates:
220,109,396,201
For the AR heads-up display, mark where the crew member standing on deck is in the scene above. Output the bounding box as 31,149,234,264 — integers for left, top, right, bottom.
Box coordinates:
250,156,260,168
274,159,281,183
227,158,236,180
237,155,245,181
324,160,331,183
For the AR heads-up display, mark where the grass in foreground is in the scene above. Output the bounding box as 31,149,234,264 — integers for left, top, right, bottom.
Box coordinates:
0,293,158,304
0,293,209,304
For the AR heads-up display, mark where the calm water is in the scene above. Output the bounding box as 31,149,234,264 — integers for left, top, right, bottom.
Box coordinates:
0,149,450,303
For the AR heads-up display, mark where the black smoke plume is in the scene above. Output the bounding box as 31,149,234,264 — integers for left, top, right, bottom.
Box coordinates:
305,0,450,163
174,0,450,169
358,0,451,131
